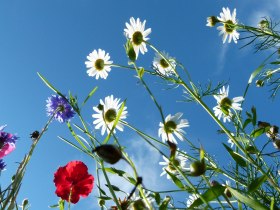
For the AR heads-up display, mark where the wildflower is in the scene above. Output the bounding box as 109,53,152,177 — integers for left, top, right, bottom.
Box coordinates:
0,125,17,159
85,49,113,80
213,86,244,123
124,17,151,58
130,189,154,209
92,95,127,135
152,51,176,76
0,159,6,171
158,113,189,144
46,95,75,123
159,150,188,179
217,7,239,43
53,161,94,204
186,194,200,208
206,16,219,27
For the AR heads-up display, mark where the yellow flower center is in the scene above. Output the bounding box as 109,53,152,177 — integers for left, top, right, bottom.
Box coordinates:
224,20,235,33
164,120,177,134
95,59,105,71
160,58,169,68
220,97,232,116
104,108,117,123
132,31,143,45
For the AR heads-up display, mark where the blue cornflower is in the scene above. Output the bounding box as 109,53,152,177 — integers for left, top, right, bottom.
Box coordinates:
46,95,75,123
0,159,6,171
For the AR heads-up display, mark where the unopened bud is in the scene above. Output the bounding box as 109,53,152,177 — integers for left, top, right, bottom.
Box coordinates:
224,188,232,198
258,121,270,129
206,16,219,27
93,144,122,164
245,145,257,154
255,80,264,87
22,198,29,207
273,139,280,150
190,161,206,176
98,199,105,207
125,40,136,61
258,19,269,29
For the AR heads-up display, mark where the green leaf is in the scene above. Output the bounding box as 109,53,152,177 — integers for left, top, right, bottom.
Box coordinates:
235,136,250,144
127,176,137,185
154,192,161,205
251,127,270,138
228,187,269,210
248,174,267,193
105,184,120,192
138,67,145,78
159,196,171,210
37,72,64,97
251,106,257,126
243,118,252,129
223,143,247,167
189,185,226,208
104,167,125,176
270,61,280,65
165,170,185,190
82,86,98,106
248,64,265,84
200,145,205,162
97,196,112,201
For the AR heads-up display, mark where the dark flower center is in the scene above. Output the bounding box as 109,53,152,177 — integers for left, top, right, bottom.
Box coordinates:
105,109,117,123
220,97,232,116
132,31,143,45
95,59,105,71
164,121,177,133
160,59,169,68
225,20,235,33
168,158,180,171
58,104,65,112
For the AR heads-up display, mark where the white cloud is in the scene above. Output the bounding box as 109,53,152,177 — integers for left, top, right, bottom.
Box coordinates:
215,43,229,75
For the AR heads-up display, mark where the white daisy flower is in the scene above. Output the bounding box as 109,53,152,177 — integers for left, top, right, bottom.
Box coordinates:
159,150,188,179
158,113,189,144
186,194,200,208
92,95,127,135
217,7,239,44
213,86,244,123
130,189,154,209
85,49,113,79
124,17,151,58
153,51,176,76
206,16,219,27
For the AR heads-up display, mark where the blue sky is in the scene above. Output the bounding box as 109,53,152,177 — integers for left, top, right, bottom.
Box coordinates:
1,0,280,209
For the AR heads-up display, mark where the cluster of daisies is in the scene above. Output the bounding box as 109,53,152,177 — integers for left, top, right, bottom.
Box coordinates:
85,17,177,81
45,14,244,181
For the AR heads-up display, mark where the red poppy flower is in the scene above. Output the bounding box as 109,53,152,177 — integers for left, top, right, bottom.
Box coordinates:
53,160,94,204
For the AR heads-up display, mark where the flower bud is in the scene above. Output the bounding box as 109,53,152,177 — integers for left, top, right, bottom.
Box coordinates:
258,19,269,29
266,125,279,139
124,40,136,62
211,180,219,186
98,199,105,207
22,198,29,208
255,80,264,87
190,160,206,176
258,121,270,129
93,144,122,164
206,16,219,27
273,139,280,150
245,145,257,154
224,188,232,198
